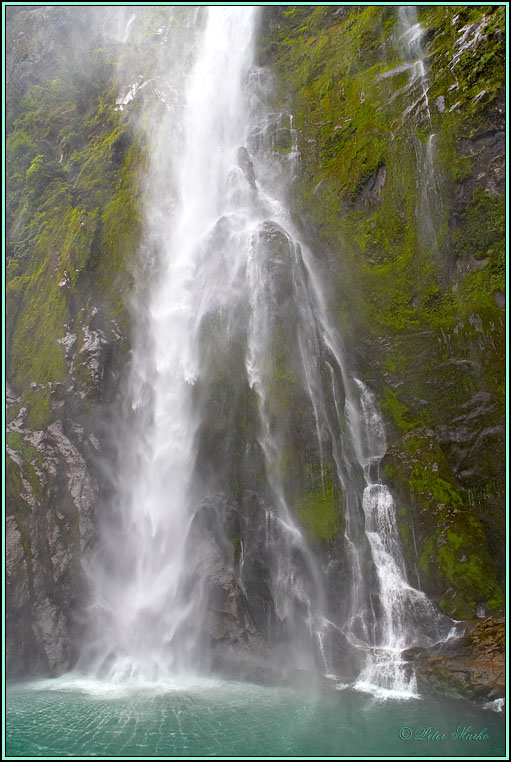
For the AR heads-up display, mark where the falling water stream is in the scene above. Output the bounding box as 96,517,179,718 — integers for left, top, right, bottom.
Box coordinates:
397,6,444,251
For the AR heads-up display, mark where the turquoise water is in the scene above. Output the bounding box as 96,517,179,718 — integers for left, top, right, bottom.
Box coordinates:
6,676,506,758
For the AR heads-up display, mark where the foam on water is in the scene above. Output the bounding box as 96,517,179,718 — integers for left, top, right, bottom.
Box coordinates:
24,673,246,700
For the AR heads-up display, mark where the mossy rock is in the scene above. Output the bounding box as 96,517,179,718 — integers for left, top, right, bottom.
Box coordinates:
294,462,343,543
384,430,503,619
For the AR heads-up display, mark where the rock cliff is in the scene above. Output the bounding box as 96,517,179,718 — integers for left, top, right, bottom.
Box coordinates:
258,5,505,623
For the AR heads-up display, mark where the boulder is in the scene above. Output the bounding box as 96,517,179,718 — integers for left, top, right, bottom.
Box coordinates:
404,617,505,702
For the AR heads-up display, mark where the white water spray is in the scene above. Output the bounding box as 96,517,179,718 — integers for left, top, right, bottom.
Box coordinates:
398,7,432,124
83,7,261,680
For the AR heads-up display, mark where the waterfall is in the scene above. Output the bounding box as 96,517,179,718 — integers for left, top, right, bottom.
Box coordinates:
81,6,454,694
397,7,443,252
346,381,452,697
397,6,431,123
82,6,262,680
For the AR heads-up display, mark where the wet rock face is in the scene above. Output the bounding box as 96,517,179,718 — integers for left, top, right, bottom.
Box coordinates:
434,391,504,485
6,5,138,679
451,119,505,284
5,309,128,677
351,162,387,211
6,516,33,674
456,126,505,204
6,415,98,676
382,429,504,621
237,146,256,189
6,7,69,102
187,493,270,677
188,491,365,685
405,618,505,702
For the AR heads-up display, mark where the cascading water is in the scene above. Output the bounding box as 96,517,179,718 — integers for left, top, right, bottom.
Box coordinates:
396,7,443,251
398,6,431,123
345,381,454,697
81,6,455,694
82,6,263,680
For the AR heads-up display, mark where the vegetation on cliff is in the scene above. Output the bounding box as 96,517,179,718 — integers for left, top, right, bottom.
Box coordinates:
6,10,144,415
5,7,149,674
258,5,505,618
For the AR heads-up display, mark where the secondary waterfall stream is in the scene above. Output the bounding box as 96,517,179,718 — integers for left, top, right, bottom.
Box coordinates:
82,6,454,695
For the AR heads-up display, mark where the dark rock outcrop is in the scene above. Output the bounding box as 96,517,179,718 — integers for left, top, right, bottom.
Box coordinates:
6,309,128,677
6,417,97,675
237,146,256,189
189,497,268,649
404,617,505,702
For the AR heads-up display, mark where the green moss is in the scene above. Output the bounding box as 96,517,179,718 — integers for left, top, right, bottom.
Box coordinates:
7,51,147,410
25,463,43,500
436,524,504,618
24,387,52,430
263,2,504,593
382,387,417,432
396,504,413,556
264,2,505,361
7,431,43,466
295,468,341,542
418,535,435,575
93,140,145,328
410,469,464,508
6,272,30,345
9,244,69,391
454,188,505,275
7,432,23,450
6,455,23,512
423,6,505,122
15,442,44,497
437,132,472,184
386,431,504,618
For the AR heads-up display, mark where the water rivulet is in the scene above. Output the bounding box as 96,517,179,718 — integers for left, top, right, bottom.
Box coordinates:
80,6,457,695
